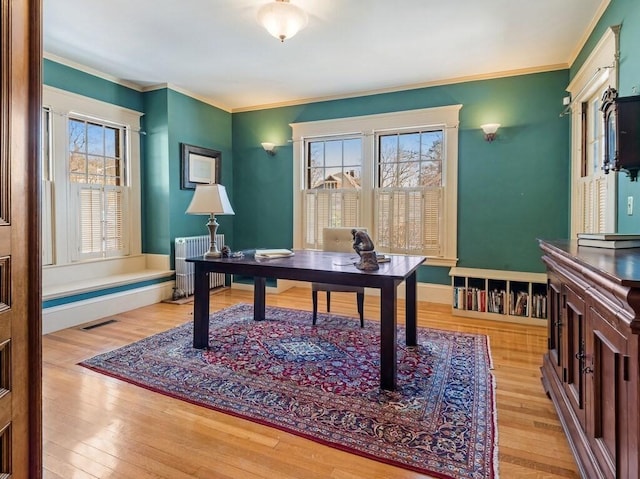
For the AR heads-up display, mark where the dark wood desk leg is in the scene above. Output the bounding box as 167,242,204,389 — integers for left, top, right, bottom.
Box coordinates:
193,264,210,349
380,282,398,391
254,277,266,321
405,271,417,346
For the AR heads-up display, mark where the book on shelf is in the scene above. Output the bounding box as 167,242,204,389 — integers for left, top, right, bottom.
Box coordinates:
577,238,640,249
452,286,487,312
578,233,640,241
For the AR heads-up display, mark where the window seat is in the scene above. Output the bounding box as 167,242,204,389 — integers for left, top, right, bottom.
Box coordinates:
42,254,175,334
43,269,173,303
43,254,173,305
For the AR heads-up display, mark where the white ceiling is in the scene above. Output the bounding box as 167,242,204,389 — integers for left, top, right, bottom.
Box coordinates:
43,0,606,112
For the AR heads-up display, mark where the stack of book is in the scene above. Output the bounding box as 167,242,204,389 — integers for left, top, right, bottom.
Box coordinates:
577,233,640,249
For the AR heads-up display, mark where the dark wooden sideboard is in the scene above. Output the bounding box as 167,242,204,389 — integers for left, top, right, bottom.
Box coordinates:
539,240,640,479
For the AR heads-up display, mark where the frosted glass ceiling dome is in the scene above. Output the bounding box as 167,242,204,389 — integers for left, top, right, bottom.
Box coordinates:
257,0,308,42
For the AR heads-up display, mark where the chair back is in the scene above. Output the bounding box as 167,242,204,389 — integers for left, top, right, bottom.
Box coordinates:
322,227,367,253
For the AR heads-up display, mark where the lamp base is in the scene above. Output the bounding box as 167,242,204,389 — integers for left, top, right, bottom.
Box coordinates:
205,214,222,258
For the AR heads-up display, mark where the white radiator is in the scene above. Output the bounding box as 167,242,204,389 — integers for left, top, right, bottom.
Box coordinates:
174,234,225,297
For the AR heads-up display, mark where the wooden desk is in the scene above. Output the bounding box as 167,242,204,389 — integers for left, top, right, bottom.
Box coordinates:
187,250,425,390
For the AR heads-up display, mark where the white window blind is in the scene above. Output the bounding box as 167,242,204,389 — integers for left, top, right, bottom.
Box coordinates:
41,179,53,265
375,187,442,255
302,136,362,250
303,189,360,249
74,184,129,259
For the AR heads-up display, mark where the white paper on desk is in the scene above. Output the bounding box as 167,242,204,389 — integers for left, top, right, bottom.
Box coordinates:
255,249,294,258
332,257,358,266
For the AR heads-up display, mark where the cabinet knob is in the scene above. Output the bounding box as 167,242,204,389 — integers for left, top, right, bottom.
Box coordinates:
583,366,594,374
575,352,585,360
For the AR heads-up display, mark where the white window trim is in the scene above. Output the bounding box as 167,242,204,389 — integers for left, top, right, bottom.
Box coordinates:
42,85,143,266
291,105,461,266
567,26,618,237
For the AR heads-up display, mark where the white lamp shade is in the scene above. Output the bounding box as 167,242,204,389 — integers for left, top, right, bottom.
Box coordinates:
186,184,235,215
257,0,308,41
481,123,501,134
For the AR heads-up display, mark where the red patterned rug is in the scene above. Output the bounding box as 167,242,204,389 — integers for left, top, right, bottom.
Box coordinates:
80,303,498,479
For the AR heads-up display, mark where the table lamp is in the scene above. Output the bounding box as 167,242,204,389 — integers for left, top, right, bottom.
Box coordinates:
185,184,234,258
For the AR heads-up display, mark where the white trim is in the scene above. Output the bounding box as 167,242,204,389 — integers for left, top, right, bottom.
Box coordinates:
450,267,547,283
291,106,461,265
42,282,174,334
145,253,170,271
43,85,143,265
230,279,296,294
269,280,451,305
566,26,618,238
43,254,172,299
44,52,144,92
233,64,567,113
142,82,232,113
566,0,612,68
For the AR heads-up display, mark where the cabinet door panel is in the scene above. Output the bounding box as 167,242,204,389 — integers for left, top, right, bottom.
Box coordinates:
564,287,586,431
588,308,628,479
548,278,563,379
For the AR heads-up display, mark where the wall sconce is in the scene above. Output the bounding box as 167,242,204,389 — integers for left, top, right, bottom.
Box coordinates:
261,142,276,156
480,123,500,142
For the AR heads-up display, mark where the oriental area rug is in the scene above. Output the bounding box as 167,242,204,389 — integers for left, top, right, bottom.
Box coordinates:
80,303,498,479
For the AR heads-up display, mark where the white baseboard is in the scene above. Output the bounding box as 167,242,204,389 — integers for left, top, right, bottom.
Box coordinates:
232,279,451,305
42,282,174,334
41,280,451,335
231,279,296,294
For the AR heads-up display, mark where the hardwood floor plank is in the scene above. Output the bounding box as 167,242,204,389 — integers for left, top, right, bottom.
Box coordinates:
42,287,578,478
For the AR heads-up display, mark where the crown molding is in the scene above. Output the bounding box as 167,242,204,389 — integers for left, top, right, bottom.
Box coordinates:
567,0,612,68
44,53,231,112
44,52,144,92
232,63,569,113
141,83,231,113
45,52,568,115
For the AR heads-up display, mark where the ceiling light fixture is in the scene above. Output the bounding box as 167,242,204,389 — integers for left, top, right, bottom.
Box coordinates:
257,0,308,42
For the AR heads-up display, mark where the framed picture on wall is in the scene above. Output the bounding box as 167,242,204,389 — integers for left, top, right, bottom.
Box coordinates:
181,143,221,189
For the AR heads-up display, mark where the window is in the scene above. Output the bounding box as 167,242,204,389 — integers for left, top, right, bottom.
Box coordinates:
376,130,443,255
292,105,460,266
303,137,362,247
43,86,142,266
577,93,610,234
42,107,53,265
567,26,618,237
68,116,129,258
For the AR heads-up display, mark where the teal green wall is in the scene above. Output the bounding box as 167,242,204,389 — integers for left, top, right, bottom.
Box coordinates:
43,58,143,111
571,0,640,232
166,90,234,254
142,88,233,261
45,0,640,286
44,61,233,264
141,89,171,255
233,71,571,281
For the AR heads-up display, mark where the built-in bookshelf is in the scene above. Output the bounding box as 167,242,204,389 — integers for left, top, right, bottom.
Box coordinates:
450,267,547,325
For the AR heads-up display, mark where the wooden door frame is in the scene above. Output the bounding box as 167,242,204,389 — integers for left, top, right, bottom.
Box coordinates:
27,0,43,474
2,0,43,475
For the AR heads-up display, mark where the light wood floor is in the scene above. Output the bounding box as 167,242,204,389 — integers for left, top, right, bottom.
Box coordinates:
43,287,579,478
